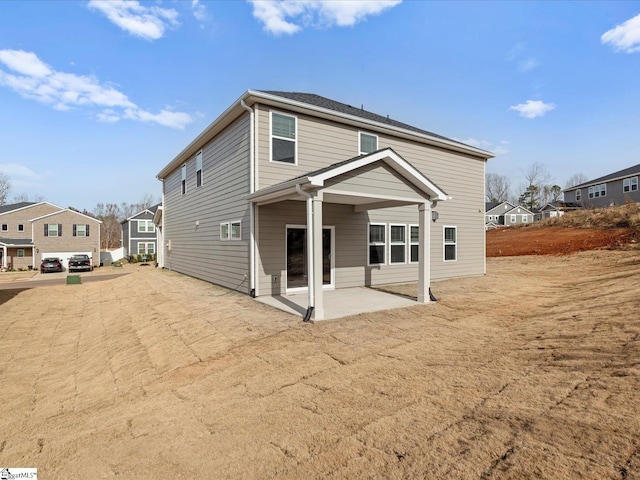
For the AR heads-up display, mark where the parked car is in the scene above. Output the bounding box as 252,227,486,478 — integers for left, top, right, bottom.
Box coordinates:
40,257,63,273
68,254,93,272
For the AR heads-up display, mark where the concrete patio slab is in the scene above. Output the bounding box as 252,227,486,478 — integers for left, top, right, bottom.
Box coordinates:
255,286,420,320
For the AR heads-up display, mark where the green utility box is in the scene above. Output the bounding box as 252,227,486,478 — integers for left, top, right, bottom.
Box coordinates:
66,275,82,285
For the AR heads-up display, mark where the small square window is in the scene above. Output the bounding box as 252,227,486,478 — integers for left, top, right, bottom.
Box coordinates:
18,224,24,232
1,224,7,232
17,249,25,258
220,222,230,241
231,221,241,240
359,132,378,155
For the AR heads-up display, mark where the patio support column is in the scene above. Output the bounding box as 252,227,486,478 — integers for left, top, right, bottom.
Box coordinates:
417,202,431,303
1,245,6,269
311,192,324,320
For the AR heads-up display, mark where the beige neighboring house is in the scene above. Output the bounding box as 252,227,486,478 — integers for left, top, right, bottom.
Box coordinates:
156,90,494,320
0,201,101,271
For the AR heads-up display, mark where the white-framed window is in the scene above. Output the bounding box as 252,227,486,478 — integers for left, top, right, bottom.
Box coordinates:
181,163,187,195
137,220,155,233
389,224,406,264
522,215,528,223
230,220,241,240
444,226,457,262
44,223,61,237
600,184,607,197
220,222,230,241
1,224,7,232
18,224,24,232
623,176,638,193
73,224,90,237
576,189,581,201
410,225,419,263
196,150,203,188
359,132,378,155
590,183,607,198
510,215,516,223
368,223,386,265
137,242,155,255
17,249,25,257
270,111,297,164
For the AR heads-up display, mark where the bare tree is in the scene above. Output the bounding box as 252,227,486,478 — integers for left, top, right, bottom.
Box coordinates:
0,172,11,206
12,193,45,203
94,203,123,249
485,173,511,203
518,162,555,210
564,173,589,189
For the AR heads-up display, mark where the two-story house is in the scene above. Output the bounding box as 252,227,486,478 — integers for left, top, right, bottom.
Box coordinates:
156,90,494,320
485,201,534,228
121,204,160,260
564,162,640,208
0,201,101,270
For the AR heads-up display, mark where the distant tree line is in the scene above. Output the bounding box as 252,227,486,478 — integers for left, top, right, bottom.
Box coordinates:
486,163,588,211
0,170,158,250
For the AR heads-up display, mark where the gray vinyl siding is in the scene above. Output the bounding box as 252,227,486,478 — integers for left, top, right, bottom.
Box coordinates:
126,212,157,256
162,113,251,291
121,222,130,256
255,103,486,287
324,163,425,200
570,177,640,208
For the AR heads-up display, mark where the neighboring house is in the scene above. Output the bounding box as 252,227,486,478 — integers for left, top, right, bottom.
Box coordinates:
0,201,101,270
156,90,494,320
485,201,534,227
485,201,515,227
564,162,640,208
121,203,161,259
539,201,581,220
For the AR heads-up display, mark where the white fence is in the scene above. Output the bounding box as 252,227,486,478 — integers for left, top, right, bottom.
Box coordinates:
100,247,125,266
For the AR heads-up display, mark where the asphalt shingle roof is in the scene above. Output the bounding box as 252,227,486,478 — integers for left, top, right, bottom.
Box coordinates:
258,91,476,150
566,162,640,190
0,238,34,246
0,202,36,215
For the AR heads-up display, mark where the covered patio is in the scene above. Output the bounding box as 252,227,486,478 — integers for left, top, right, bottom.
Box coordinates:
256,285,418,320
247,148,449,321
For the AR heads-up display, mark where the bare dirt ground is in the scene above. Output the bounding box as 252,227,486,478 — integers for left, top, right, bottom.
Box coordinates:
487,226,639,257
1,251,640,479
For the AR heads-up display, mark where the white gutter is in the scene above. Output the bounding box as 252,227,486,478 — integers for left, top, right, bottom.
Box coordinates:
295,184,315,318
240,99,256,297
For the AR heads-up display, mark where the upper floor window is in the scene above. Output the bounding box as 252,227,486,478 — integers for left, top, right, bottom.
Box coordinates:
444,226,457,262
196,150,203,187
18,223,24,232
44,223,61,237
576,189,581,201
1,224,7,232
271,112,296,164
623,176,638,193
181,163,187,195
359,132,378,155
138,220,155,233
588,184,606,198
73,224,90,237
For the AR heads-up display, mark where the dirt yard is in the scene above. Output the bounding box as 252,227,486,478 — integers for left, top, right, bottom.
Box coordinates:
1,250,639,479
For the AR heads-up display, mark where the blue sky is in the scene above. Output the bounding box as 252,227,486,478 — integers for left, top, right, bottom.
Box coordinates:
1,0,639,210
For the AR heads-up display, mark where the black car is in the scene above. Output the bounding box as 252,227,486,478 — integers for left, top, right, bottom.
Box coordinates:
68,254,93,272
41,257,63,273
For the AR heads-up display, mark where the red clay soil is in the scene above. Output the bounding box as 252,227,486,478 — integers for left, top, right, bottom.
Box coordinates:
486,226,639,257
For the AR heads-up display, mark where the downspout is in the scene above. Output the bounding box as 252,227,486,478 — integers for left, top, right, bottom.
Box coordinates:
296,184,314,322
240,99,256,298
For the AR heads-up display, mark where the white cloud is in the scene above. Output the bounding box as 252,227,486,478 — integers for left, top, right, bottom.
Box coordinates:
0,49,192,129
518,58,540,72
192,0,208,22
248,0,402,35
601,13,640,53
458,138,509,156
0,163,42,179
88,0,179,40
509,100,555,119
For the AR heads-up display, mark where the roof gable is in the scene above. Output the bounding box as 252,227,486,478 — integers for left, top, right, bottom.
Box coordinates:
30,208,102,223
486,201,516,214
